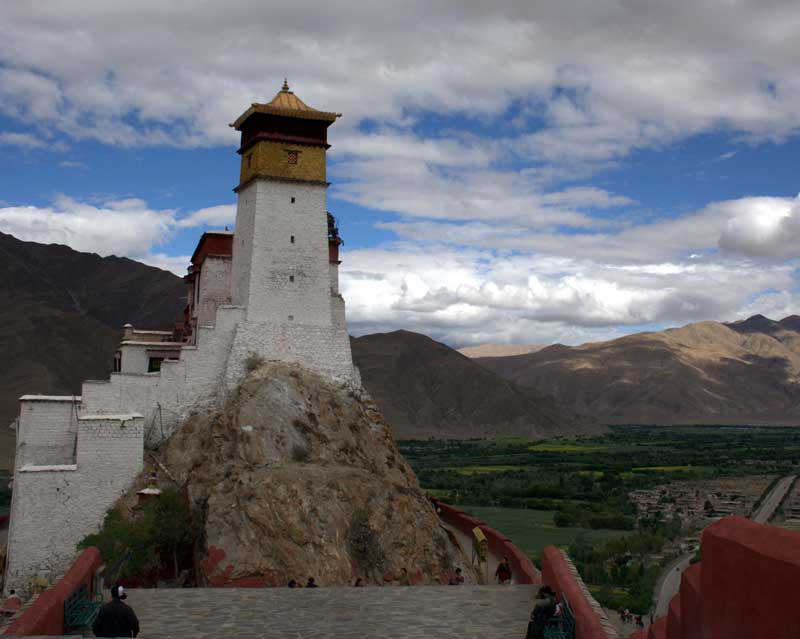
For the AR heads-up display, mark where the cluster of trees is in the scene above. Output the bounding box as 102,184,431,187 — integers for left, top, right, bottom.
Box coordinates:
80,487,199,584
567,516,686,613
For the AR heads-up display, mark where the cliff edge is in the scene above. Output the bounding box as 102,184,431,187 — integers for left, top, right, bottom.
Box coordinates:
151,361,467,586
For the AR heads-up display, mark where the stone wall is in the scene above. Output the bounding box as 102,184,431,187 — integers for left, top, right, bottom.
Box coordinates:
233,179,333,327
626,516,800,639
5,415,143,594
3,547,101,637
541,546,618,639
195,255,232,327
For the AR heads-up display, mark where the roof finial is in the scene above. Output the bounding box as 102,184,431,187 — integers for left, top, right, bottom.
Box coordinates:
282,78,290,92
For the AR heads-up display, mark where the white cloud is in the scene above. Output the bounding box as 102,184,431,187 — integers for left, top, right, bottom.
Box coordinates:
341,242,797,345
1,1,799,158
176,204,236,228
0,195,235,274
0,132,46,148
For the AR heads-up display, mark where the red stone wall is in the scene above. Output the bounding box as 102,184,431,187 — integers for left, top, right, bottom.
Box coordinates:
666,595,681,639
431,498,541,584
626,516,800,639
700,515,800,639
678,564,702,639
540,546,609,639
3,546,101,636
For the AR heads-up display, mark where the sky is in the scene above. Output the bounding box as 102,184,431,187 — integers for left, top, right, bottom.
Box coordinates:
1,1,799,347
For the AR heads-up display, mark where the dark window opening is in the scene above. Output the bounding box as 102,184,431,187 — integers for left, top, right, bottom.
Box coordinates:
291,197,296,203
247,153,253,168
287,151,298,165
288,315,294,321
289,275,294,282
290,235,295,243
148,357,164,373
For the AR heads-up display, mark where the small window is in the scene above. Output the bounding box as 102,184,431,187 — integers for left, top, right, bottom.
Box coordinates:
290,235,295,244
289,275,294,282
247,153,253,168
148,357,164,373
287,151,298,165
291,197,296,203
288,315,294,321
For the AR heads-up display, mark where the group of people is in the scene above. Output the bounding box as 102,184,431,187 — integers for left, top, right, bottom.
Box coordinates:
618,608,645,628
288,577,319,588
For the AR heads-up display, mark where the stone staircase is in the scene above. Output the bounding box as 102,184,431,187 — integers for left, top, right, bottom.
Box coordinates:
127,584,536,638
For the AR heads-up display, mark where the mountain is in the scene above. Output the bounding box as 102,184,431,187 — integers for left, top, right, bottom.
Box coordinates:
475,318,800,426
350,330,603,439
457,343,545,358
0,232,185,468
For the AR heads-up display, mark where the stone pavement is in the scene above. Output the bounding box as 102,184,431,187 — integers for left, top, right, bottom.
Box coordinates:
126,584,536,639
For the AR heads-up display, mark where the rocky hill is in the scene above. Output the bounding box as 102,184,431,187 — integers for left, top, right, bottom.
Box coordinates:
0,232,184,468
350,330,603,439
476,316,800,425
141,361,469,586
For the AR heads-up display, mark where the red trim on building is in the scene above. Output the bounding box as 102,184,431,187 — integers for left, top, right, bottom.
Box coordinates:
4,547,101,636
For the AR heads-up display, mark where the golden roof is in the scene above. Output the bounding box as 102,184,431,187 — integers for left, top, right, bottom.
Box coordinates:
230,80,341,129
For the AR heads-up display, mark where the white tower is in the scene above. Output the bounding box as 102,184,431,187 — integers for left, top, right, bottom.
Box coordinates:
225,81,358,384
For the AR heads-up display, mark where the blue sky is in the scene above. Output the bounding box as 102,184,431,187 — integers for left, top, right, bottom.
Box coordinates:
1,1,798,346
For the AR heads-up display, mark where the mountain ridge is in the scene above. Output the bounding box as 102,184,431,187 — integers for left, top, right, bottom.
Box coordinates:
475,316,800,426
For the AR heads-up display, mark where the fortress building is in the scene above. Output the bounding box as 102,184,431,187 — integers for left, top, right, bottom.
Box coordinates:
5,82,360,592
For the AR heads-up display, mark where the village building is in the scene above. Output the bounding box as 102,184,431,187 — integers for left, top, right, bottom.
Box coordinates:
4,82,360,593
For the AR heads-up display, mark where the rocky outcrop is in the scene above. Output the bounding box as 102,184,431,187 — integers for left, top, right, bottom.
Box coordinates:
154,361,468,586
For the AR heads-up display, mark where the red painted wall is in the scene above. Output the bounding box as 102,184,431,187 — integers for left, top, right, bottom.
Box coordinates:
678,564,702,639
647,617,666,639
700,515,800,639
666,595,681,639
431,498,541,584
4,547,101,636
541,545,608,639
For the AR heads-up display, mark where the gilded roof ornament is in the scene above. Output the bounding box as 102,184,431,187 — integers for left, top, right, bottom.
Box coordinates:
230,80,342,128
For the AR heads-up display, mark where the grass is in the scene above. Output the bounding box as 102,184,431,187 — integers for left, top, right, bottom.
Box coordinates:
633,465,692,472
528,443,609,452
462,506,629,559
455,465,533,475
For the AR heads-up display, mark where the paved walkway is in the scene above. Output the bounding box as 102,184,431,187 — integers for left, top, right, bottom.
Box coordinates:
127,585,536,639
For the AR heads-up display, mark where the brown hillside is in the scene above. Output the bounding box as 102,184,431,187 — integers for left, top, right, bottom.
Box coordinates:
476,317,800,425
0,232,185,468
351,330,603,439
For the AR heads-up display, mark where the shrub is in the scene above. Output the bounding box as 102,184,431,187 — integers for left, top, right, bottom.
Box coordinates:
245,353,265,373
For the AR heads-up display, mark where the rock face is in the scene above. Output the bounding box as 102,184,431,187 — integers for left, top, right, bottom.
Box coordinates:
158,362,466,586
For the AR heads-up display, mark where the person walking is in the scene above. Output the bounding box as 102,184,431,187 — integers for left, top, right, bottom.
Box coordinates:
92,585,139,638
495,556,512,584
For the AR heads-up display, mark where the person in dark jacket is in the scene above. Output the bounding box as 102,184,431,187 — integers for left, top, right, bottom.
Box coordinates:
92,585,139,638
525,586,556,639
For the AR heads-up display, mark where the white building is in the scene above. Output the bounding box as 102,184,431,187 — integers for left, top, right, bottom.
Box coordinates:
5,82,360,593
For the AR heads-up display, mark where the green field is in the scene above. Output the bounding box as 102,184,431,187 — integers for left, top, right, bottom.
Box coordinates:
462,506,629,559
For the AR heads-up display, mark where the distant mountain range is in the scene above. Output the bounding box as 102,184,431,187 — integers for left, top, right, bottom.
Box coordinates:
2,232,796,471
457,343,545,358
475,315,800,426
0,232,185,468
351,331,602,440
